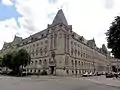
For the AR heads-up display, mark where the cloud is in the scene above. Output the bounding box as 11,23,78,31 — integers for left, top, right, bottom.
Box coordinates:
1,0,13,5
105,0,114,9
1,0,120,50
0,0,22,28
47,12,56,19
0,18,19,48
48,0,59,4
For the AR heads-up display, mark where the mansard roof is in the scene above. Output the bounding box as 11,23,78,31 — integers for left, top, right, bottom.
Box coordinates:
14,35,22,41
2,42,11,49
52,9,68,26
87,38,96,47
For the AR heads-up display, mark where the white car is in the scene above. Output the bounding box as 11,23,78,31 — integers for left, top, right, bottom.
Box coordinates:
82,72,89,77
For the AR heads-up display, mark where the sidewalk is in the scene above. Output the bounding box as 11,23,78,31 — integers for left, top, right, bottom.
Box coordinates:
85,75,120,87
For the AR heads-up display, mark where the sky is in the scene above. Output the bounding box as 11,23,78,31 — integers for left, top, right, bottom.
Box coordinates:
0,0,120,50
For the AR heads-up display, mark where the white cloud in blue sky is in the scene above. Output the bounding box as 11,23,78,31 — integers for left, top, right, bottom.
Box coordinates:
0,0,120,50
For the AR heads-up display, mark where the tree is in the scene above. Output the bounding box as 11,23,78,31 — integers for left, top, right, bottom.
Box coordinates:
0,56,3,67
14,49,31,69
2,53,15,69
106,16,120,58
112,66,117,72
2,49,31,75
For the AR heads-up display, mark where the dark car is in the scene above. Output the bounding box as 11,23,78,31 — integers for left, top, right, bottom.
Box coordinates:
106,73,114,78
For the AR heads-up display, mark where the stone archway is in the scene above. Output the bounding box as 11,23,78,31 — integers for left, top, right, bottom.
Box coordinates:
49,66,55,74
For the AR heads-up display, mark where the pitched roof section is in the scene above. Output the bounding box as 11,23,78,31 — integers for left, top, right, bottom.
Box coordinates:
52,9,68,26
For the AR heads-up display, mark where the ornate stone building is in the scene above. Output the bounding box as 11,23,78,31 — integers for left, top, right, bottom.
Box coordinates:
0,9,111,76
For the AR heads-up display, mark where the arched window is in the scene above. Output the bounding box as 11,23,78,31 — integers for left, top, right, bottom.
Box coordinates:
40,48,42,55
79,61,80,66
34,69,36,73
75,49,77,55
35,60,37,64
39,60,42,65
36,50,38,55
44,59,47,65
72,70,74,74
71,60,74,66
81,62,83,66
75,60,77,67
76,70,78,75
66,70,69,74
54,34,57,48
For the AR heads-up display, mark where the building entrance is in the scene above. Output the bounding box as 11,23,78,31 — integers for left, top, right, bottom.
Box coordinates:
50,66,55,74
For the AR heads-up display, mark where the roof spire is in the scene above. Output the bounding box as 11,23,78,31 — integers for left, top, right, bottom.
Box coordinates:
52,9,68,26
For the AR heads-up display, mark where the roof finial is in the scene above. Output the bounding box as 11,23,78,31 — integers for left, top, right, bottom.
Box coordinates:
52,7,68,26
57,5,63,10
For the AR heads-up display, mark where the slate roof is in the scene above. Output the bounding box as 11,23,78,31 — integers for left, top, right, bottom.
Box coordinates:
52,9,68,26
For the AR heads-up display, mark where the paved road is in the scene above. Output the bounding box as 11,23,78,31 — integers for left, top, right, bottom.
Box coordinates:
0,76,119,90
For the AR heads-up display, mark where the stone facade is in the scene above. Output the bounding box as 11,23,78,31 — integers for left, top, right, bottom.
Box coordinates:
0,9,111,76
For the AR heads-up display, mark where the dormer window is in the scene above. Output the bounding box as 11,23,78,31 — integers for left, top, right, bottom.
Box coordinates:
72,33,75,37
60,24,62,27
41,34,44,37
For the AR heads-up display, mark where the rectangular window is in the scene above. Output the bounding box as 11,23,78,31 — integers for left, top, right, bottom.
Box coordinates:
41,42,43,45
36,50,38,55
37,43,39,46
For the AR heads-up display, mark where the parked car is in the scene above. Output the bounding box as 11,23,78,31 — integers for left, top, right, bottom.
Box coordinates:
88,72,93,76
82,72,89,77
106,73,114,78
41,70,47,75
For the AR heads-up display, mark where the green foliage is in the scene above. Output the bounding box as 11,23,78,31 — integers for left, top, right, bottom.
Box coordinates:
0,56,3,67
2,49,31,73
106,16,120,58
14,49,31,67
2,52,15,69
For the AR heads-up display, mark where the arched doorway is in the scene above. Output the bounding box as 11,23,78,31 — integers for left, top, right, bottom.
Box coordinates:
50,66,55,74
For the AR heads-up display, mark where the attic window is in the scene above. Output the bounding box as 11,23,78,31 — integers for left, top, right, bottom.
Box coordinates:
60,24,62,27
72,32,76,37
47,30,49,34
41,34,44,37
